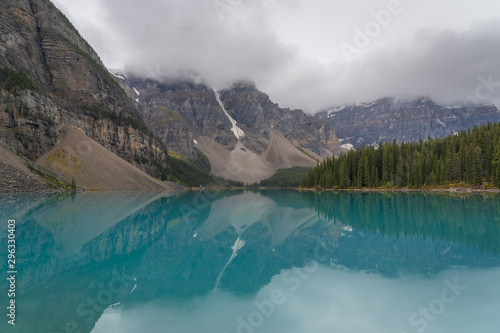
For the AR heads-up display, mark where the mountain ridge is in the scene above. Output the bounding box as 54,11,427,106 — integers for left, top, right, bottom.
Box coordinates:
317,97,500,149
0,0,195,190
115,73,341,183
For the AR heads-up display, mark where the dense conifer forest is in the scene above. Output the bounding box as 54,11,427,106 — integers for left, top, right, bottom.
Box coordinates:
301,122,500,189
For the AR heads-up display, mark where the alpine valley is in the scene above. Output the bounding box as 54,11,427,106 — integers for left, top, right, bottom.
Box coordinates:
1,0,499,190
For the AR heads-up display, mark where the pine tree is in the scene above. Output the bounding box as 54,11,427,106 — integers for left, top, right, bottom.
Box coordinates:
364,156,371,187
494,143,500,188
472,146,483,186
357,158,364,188
300,123,500,189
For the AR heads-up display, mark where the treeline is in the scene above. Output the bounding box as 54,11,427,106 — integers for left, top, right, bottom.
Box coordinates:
134,150,242,187
248,167,310,188
301,122,500,189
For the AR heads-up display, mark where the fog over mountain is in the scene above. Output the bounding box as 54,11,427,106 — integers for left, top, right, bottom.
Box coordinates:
54,0,500,112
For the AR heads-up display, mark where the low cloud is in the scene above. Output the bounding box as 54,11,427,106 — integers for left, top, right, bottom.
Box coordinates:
269,20,500,112
56,0,500,112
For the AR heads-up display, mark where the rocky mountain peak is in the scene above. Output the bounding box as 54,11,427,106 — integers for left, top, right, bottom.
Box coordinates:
318,97,500,148
116,74,341,183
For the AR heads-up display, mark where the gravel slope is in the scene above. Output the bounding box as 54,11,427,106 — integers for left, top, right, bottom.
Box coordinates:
0,145,51,193
37,127,173,191
197,129,317,184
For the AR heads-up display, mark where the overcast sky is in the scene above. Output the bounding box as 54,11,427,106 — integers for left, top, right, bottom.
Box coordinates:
54,0,500,113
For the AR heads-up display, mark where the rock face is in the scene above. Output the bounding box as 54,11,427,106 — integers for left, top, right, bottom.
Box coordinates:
317,97,500,149
117,77,227,159
220,81,339,157
0,0,167,180
117,75,341,182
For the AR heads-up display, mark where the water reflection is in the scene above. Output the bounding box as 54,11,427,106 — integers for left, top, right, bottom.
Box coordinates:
0,190,499,333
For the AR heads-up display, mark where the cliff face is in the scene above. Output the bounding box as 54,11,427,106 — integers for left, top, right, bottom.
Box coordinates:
0,0,166,177
220,82,340,157
117,76,235,158
117,75,340,182
317,97,500,149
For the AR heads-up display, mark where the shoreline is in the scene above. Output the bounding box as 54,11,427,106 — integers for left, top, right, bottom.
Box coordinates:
296,187,500,193
227,186,500,194
2,185,499,194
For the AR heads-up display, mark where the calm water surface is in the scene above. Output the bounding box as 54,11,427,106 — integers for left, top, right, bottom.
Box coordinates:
0,190,499,333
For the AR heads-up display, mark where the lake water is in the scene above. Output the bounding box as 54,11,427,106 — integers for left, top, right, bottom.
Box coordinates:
1,190,499,333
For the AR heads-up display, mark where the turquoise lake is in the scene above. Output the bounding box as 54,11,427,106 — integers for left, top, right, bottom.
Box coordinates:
1,190,500,333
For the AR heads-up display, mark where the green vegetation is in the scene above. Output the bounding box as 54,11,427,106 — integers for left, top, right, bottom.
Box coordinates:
14,130,29,150
46,0,93,51
163,155,215,186
0,68,38,92
150,107,188,125
162,154,241,187
295,146,318,161
59,35,117,84
255,167,310,188
301,122,500,189
133,148,240,187
190,148,211,173
26,163,73,190
81,105,149,132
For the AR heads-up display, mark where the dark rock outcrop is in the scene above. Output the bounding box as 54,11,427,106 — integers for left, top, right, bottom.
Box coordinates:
318,97,500,148
220,81,340,156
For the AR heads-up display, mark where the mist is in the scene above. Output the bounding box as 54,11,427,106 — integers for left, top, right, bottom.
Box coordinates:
54,0,500,112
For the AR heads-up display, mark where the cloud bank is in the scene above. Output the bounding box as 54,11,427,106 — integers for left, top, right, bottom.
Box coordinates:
55,0,500,112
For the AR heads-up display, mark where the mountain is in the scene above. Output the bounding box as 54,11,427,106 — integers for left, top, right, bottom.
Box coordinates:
0,0,230,189
116,74,341,183
0,0,180,190
317,97,500,149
